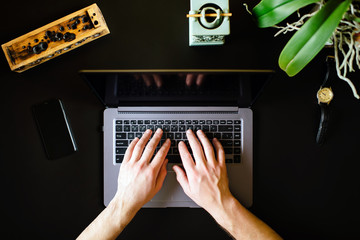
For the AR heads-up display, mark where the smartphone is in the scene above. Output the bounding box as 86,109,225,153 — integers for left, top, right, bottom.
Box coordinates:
33,99,78,159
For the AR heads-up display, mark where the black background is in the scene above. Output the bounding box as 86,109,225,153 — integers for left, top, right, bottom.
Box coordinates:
1,0,359,239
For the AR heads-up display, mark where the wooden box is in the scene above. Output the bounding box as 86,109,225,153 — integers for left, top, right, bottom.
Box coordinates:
1,3,110,72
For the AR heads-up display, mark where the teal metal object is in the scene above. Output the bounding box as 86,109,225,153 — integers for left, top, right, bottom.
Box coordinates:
188,0,231,46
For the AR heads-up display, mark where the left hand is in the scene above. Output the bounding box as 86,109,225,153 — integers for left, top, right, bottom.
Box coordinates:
114,128,170,213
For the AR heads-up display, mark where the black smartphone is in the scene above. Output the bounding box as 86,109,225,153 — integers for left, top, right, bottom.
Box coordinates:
33,99,78,159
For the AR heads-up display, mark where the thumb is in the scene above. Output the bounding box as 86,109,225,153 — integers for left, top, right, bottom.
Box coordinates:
173,165,190,194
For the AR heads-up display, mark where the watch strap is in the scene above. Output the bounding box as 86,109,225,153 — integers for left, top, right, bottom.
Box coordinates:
316,103,330,144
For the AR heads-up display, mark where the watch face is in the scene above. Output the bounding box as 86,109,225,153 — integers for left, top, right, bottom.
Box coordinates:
317,87,334,103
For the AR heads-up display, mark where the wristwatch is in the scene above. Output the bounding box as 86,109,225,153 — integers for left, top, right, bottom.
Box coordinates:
316,56,335,144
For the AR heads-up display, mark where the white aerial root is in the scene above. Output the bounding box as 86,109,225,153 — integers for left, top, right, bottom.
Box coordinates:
270,2,360,99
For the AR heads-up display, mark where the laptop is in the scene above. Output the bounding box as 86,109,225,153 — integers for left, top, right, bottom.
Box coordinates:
80,69,273,208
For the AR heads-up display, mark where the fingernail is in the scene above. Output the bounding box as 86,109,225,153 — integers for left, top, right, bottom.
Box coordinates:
146,129,152,133
156,128,163,134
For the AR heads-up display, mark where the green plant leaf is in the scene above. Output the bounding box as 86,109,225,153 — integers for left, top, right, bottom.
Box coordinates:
279,0,352,76
253,0,319,28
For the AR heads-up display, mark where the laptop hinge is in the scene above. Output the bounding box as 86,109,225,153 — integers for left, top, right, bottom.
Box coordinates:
117,106,238,113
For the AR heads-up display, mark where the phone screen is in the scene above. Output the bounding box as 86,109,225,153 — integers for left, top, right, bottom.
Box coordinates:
33,99,77,159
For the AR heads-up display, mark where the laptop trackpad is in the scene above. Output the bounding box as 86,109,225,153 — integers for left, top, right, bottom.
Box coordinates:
151,172,191,202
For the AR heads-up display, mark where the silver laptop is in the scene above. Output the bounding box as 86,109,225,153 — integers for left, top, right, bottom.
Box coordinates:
80,69,273,208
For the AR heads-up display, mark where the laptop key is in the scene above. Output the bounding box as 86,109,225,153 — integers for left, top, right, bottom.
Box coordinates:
214,133,221,139
124,125,131,132
202,125,209,132
116,155,124,163
224,148,233,154
116,133,126,139
186,125,194,130
219,125,233,131
225,159,233,163
221,140,233,146
116,148,127,154
116,140,128,146
131,125,138,132
116,125,122,132
234,147,241,154
222,133,233,139
128,133,135,139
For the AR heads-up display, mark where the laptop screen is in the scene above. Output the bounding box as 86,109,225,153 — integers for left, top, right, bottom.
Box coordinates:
80,70,273,108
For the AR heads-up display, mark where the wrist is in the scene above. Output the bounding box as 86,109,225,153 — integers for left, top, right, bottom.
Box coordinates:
108,194,139,231
208,195,242,230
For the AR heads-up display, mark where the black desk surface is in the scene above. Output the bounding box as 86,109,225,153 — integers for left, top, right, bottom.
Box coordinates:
1,0,360,239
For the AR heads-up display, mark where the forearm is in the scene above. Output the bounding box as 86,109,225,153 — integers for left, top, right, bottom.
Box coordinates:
209,196,282,240
77,196,137,240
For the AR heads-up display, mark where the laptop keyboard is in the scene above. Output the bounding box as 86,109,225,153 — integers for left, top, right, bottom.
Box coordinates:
115,119,241,164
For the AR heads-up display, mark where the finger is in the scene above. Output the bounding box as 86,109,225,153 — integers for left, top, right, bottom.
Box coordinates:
155,159,168,192
140,128,163,163
196,130,216,167
123,137,139,163
151,138,171,170
173,165,190,195
178,141,195,172
185,74,196,87
212,138,225,166
153,74,163,88
186,129,206,166
142,74,153,87
196,74,205,86
130,129,152,161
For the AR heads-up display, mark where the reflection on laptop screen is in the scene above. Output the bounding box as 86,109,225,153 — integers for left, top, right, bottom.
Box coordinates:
81,70,274,108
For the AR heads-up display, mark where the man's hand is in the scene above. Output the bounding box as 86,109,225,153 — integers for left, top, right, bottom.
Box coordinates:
115,128,170,213
173,129,282,240
173,129,233,213
77,129,170,240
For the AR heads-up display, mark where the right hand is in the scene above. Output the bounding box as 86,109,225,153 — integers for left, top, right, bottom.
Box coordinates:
173,129,234,213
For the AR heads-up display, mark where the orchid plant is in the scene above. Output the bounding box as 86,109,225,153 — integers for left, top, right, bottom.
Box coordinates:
251,0,360,99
